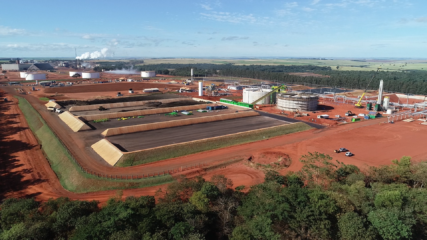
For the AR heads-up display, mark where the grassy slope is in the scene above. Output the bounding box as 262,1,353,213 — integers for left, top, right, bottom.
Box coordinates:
117,122,312,167
16,96,173,193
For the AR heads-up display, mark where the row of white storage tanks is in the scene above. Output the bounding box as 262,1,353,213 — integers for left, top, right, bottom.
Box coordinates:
69,72,100,79
20,72,46,81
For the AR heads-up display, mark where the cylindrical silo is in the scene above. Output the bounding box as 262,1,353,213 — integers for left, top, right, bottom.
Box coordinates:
82,72,100,79
141,71,156,78
383,96,390,110
242,88,274,104
19,72,28,78
276,93,319,111
26,73,46,81
198,81,203,96
69,71,82,77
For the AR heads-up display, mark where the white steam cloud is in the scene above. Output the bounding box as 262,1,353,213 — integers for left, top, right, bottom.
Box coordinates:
106,66,139,74
76,48,109,60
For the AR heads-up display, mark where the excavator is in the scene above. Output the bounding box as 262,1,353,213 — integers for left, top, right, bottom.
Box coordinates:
251,84,287,105
355,68,381,108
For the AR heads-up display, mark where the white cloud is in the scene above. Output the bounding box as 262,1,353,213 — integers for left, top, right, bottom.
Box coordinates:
222,36,249,41
1,43,90,52
302,7,315,12
200,12,258,24
415,17,427,23
311,0,321,5
285,2,298,8
200,3,213,10
0,26,27,36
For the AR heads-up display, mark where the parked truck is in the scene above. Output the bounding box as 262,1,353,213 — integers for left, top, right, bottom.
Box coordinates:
206,105,228,111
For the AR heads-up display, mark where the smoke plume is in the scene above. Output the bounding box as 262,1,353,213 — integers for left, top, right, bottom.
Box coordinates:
76,48,109,60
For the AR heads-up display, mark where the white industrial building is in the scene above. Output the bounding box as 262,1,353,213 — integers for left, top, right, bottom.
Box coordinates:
1,63,54,71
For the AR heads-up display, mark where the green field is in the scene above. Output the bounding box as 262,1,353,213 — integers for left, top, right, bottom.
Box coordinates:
139,58,427,72
16,96,174,193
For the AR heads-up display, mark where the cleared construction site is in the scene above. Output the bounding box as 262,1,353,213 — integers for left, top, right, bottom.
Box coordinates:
45,89,300,167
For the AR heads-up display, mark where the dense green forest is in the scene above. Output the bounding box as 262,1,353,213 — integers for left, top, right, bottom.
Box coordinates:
2,153,427,240
135,64,427,95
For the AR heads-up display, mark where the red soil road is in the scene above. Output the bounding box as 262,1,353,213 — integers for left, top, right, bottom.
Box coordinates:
0,90,168,203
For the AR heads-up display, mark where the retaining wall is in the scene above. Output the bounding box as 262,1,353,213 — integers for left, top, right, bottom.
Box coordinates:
58,111,91,132
82,104,211,121
101,111,259,137
69,98,195,112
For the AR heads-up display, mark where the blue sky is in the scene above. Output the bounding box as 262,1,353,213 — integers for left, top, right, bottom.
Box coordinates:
0,0,426,58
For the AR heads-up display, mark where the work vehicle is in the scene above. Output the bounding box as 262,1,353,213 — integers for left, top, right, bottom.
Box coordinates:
355,68,381,108
344,111,354,116
345,152,353,157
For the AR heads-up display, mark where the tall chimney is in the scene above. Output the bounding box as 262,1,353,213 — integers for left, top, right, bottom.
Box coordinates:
377,79,383,105
191,68,194,82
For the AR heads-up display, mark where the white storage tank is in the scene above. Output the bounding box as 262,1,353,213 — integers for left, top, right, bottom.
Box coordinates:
82,72,100,79
383,96,390,110
242,88,274,104
277,93,319,111
26,73,46,81
141,71,156,78
19,72,28,78
69,71,82,77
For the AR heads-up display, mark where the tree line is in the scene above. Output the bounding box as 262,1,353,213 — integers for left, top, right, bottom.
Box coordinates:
136,64,427,95
1,153,427,239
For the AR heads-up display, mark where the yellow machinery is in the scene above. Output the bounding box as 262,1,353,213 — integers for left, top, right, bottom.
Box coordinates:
251,84,287,105
355,68,381,108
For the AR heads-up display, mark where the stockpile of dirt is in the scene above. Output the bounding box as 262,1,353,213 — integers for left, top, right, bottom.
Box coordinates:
249,151,292,168
44,82,182,93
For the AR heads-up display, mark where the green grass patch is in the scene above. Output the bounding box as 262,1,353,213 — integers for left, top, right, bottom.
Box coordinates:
93,118,109,123
117,122,312,167
16,96,174,193
39,97,50,102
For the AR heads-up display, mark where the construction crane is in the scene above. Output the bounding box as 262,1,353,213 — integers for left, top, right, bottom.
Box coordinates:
355,68,381,108
251,84,287,105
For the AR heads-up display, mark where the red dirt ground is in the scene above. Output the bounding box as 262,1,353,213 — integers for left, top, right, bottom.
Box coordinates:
2,85,427,203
